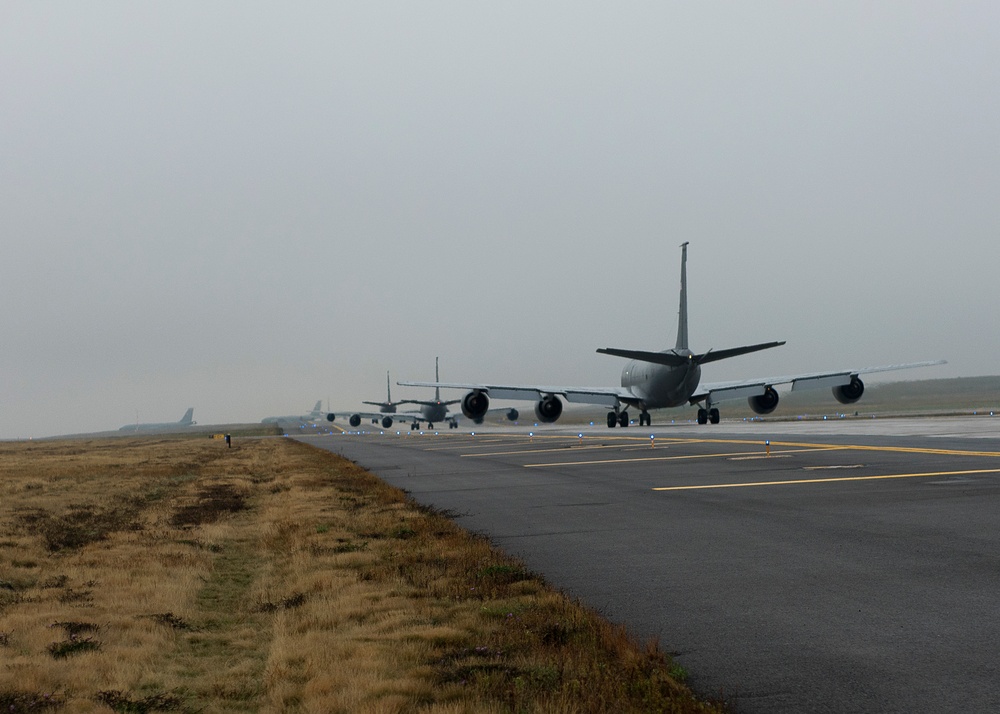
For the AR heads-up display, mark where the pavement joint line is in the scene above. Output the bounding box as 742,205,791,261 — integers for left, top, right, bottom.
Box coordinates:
652,468,1000,491
422,441,533,451
804,464,865,470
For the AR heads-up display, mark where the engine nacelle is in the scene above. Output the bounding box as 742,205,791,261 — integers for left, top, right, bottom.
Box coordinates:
381,416,393,428
833,376,865,404
506,408,519,422
349,414,362,427
534,395,563,423
748,386,780,415
461,390,490,421
326,413,336,422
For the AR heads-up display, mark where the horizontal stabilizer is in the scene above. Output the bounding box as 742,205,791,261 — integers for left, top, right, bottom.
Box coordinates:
696,341,786,365
597,340,785,367
408,399,462,408
596,348,692,366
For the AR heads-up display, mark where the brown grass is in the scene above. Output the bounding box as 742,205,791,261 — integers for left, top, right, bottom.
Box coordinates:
0,436,724,713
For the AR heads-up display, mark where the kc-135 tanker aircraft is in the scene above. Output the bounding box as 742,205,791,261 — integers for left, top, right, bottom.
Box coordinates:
260,400,325,425
327,363,467,429
325,371,422,429
119,408,196,432
328,362,522,430
400,243,946,428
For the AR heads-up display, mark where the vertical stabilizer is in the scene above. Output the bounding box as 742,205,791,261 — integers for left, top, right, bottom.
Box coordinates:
385,372,392,403
675,242,690,351
180,408,194,424
434,357,441,401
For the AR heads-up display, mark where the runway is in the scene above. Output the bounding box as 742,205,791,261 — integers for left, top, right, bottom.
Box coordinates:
297,415,1000,713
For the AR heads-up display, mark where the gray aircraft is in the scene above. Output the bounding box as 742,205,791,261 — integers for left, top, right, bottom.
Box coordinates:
119,407,196,432
329,361,475,430
261,400,325,425
361,372,406,414
325,371,416,429
395,358,463,429
400,243,946,427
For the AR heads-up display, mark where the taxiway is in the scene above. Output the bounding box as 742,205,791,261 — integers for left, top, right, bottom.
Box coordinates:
297,415,1000,713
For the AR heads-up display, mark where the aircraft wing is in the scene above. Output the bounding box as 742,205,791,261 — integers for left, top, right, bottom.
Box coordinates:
397,380,632,408
692,360,947,404
399,398,463,408
328,410,397,421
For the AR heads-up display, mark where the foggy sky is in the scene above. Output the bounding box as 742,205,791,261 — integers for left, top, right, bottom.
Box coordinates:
2,2,998,439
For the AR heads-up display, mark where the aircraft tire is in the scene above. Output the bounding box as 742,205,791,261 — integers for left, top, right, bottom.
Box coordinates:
618,411,629,427
709,408,720,424
607,412,617,428
697,408,708,425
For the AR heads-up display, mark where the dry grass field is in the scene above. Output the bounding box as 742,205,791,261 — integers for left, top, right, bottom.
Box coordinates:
0,435,723,713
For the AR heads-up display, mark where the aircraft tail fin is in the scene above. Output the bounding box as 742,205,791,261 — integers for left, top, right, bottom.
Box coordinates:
598,242,785,368
386,371,392,403
435,357,441,402
179,408,194,424
675,241,690,351
312,400,322,414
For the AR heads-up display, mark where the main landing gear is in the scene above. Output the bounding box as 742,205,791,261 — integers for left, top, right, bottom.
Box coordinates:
606,410,652,428
697,407,720,425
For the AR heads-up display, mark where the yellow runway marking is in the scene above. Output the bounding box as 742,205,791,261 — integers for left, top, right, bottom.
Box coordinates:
518,436,1000,469
524,447,834,468
464,443,668,458
653,468,1000,491
520,438,1000,466
652,436,1000,459
421,434,609,452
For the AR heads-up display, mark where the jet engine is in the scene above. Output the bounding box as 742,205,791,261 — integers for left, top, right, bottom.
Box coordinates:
748,386,780,415
326,413,335,422
461,390,490,422
349,414,362,427
833,376,865,404
381,416,393,428
534,395,563,423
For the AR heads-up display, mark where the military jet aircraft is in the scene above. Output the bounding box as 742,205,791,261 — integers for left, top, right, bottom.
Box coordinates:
261,400,325,424
120,408,195,432
400,243,945,427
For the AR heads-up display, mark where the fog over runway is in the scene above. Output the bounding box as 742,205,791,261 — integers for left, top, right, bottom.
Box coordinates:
298,415,1000,713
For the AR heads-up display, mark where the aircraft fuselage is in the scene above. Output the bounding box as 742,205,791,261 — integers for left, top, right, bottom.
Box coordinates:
621,355,701,409
420,402,449,423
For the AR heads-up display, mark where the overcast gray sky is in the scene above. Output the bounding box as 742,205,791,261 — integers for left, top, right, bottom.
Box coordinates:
2,2,997,438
